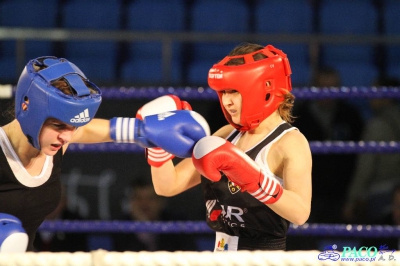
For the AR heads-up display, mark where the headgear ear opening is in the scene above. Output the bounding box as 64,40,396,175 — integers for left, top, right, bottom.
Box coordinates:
208,44,292,131
15,56,102,149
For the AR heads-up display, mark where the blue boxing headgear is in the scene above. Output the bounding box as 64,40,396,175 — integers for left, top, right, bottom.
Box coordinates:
15,56,102,149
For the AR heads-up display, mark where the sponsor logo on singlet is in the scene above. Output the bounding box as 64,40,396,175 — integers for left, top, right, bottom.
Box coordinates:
221,204,246,228
228,181,241,194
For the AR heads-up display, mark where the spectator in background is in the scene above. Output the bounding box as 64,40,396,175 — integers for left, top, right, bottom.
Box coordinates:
342,77,400,224
292,67,365,223
34,184,88,252
112,179,198,251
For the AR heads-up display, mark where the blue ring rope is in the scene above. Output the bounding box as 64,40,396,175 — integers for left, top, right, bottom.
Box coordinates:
99,86,400,100
9,86,400,99
67,141,400,154
38,220,400,238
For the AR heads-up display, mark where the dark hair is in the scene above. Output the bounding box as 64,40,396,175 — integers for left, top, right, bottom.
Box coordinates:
33,59,99,96
225,42,266,65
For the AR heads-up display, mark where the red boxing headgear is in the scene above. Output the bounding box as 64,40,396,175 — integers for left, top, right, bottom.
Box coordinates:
208,45,292,131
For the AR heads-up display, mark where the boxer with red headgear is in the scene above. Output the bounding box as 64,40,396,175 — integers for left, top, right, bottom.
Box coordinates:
150,43,312,251
208,44,292,131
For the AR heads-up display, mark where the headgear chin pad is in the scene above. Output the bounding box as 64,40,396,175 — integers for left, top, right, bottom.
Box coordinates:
208,44,292,131
15,56,102,149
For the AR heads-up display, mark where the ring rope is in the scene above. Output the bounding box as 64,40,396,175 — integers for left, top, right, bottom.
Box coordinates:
68,141,400,153
100,86,400,100
0,250,366,266
38,220,400,238
5,85,400,99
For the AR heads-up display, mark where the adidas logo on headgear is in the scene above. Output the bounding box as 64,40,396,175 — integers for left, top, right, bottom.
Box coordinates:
70,108,90,123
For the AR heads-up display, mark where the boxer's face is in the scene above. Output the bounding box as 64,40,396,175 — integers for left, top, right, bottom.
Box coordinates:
39,118,77,155
222,90,242,125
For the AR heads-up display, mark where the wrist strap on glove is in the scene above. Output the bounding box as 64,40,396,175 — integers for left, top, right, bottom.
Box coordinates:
248,174,283,204
146,147,175,167
110,117,136,142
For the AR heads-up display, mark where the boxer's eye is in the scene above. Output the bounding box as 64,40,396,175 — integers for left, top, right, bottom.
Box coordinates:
222,90,238,94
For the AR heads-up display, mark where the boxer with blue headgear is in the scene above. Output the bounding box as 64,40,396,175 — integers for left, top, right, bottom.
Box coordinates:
15,56,102,150
0,55,209,252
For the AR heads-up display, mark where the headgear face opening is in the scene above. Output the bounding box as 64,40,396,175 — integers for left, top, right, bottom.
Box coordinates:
15,56,102,149
208,45,292,131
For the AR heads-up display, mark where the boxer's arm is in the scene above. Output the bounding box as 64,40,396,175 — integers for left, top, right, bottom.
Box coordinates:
68,110,210,158
267,131,312,225
68,97,221,148
63,118,111,153
68,95,194,145
70,118,112,144
151,157,201,196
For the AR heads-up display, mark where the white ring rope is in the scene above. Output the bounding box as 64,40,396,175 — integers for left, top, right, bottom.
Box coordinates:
0,250,398,266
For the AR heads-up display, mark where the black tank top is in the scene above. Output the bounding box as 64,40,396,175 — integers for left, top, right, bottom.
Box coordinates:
201,123,293,250
0,146,62,251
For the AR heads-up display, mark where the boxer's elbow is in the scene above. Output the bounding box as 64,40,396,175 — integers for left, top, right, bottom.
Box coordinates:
154,189,172,197
153,186,179,197
292,215,309,226
291,209,311,225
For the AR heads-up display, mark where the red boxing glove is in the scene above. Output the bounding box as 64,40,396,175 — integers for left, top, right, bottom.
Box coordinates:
192,136,283,204
136,95,192,167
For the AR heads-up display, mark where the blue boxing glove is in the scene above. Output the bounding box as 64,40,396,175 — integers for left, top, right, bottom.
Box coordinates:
0,213,28,253
110,110,210,158
136,95,193,167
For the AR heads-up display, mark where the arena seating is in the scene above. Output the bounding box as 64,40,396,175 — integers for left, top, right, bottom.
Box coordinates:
0,0,397,87
0,0,59,81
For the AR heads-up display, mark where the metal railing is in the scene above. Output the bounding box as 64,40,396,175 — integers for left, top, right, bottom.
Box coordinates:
1,27,400,84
